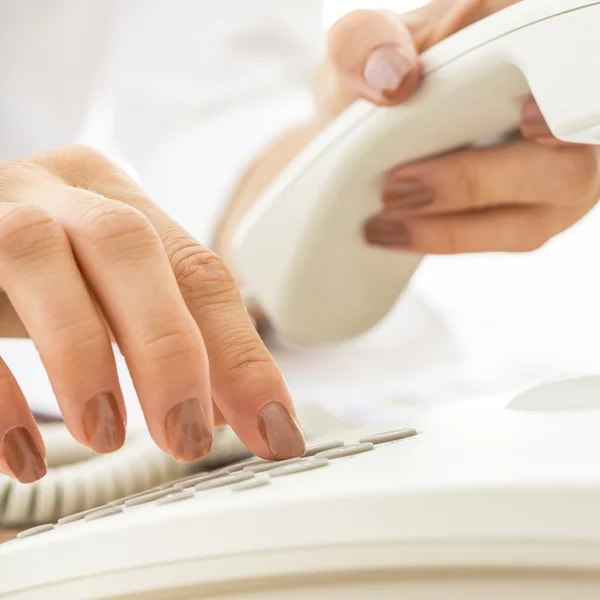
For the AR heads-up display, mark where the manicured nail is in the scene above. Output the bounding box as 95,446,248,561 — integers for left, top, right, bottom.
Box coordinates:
383,177,434,209
258,402,306,460
165,398,212,462
83,392,126,454
364,45,413,94
364,217,410,248
3,427,47,484
521,99,552,139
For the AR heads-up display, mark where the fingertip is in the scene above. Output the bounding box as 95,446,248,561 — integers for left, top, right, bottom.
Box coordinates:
328,9,421,105
363,45,421,103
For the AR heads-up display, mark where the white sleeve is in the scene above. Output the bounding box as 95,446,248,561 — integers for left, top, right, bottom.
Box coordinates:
103,0,325,246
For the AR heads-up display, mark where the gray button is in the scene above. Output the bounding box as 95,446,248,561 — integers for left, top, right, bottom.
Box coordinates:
233,477,271,492
359,429,417,445
243,457,301,473
304,441,345,457
156,490,195,506
108,489,158,507
58,507,102,525
174,469,231,490
17,524,55,539
315,443,374,460
85,506,123,522
124,489,176,507
270,458,329,478
227,457,265,473
195,471,254,491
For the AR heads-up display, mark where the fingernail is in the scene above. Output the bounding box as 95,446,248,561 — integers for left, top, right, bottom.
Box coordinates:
3,427,47,484
364,45,413,94
165,398,212,462
258,402,306,460
383,177,434,209
364,217,410,248
83,392,126,454
521,99,552,138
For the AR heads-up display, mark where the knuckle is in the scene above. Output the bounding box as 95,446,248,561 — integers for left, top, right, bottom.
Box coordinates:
137,319,200,363
164,232,238,308
72,198,155,248
47,319,108,361
218,330,273,374
0,204,66,263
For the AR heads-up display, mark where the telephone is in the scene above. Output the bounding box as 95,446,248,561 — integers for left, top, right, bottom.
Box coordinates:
3,1,600,597
3,374,600,599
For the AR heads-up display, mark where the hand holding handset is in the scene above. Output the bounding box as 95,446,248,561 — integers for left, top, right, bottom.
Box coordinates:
233,0,600,346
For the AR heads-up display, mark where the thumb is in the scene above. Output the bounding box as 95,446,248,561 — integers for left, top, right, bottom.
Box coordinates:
327,9,422,106
326,0,518,107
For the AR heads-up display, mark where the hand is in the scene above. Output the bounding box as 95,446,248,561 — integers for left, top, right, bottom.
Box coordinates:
321,0,600,253
0,146,305,484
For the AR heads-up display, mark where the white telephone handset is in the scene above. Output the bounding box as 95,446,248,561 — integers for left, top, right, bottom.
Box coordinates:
234,0,600,346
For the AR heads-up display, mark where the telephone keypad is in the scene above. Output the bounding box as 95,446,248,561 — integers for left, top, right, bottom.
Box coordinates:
12,426,419,540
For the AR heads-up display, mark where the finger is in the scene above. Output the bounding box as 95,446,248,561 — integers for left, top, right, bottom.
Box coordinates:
0,200,126,454
327,9,422,104
34,147,305,461
58,148,305,460
0,357,46,483
379,141,600,216
21,152,214,462
520,97,569,146
365,204,586,254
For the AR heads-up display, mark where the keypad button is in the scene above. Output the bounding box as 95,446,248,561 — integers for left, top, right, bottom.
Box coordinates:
315,443,374,460
227,457,266,473
304,441,345,457
195,471,254,491
233,477,271,492
85,506,123,522
58,507,102,525
174,469,231,490
17,524,55,539
243,457,301,474
124,489,176,507
270,458,329,478
157,490,195,506
359,429,417,445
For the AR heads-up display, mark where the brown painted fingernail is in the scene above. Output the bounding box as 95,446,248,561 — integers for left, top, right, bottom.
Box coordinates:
521,99,552,138
3,427,47,484
364,45,413,94
165,398,212,462
258,402,306,460
364,217,411,248
382,177,434,209
83,392,126,453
